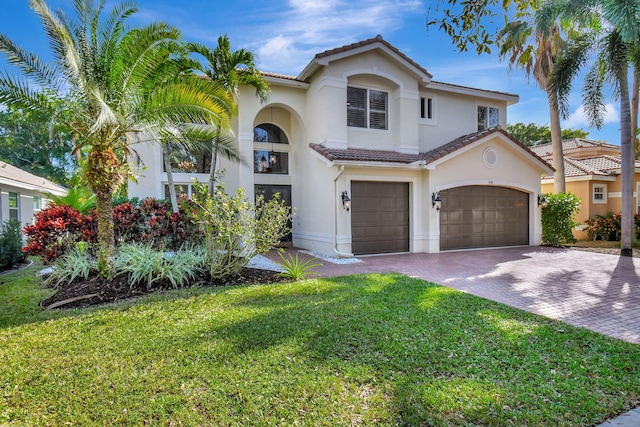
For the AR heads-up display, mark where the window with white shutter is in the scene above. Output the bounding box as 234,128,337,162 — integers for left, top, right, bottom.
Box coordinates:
347,87,367,128
347,86,388,130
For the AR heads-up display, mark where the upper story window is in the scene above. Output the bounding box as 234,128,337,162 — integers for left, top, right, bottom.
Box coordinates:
478,106,499,131
593,184,607,204
347,86,388,130
253,123,289,175
420,97,434,120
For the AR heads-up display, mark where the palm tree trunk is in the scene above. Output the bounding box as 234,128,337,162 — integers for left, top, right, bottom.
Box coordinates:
95,190,115,278
619,69,634,256
162,144,179,212
632,71,639,156
208,134,219,195
548,90,566,193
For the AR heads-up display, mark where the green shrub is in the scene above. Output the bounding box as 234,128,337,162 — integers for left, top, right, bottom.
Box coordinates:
276,250,322,281
541,193,581,246
189,179,291,280
44,248,97,288
114,242,205,290
0,219,24,271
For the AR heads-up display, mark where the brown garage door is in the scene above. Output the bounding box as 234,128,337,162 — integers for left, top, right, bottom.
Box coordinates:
440,186,528,250
351,181,409,255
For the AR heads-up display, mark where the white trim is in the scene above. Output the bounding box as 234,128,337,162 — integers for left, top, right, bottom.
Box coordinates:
427,81,519,104
542,175,617,184
316,76,347,91
263,75,309,89
293,231,333,244
607,192,621,198
592,183,608,204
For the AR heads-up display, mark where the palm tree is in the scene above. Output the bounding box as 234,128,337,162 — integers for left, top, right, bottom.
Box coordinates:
187,35,270,193
541,0,640,256
498,8,568,193
0,0,235,276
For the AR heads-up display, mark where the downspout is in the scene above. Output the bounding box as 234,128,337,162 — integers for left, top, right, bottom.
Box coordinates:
333,165,354,257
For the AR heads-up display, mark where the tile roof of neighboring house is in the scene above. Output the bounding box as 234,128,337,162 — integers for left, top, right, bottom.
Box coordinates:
310,127,552,170
530,138,620,158
260,71,300,81
0,161,67,195
541,154,640,179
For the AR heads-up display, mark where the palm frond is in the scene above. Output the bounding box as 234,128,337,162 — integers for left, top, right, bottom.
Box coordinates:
549,31,594,118
0,71,55,113
0,34,60,88
582,57,607,128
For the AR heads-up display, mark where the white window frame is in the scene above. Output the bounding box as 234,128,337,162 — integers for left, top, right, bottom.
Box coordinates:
347,86,388,130
593,184,607,204
420,96,436,124
636,182,640,214
163,183,192,201
8,191,19,221
478,106,500,131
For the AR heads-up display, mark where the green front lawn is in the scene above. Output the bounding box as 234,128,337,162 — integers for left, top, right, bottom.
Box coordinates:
1,262,638,426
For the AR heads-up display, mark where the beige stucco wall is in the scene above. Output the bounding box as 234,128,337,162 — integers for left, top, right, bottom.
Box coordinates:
427,134,547,251
543,174,640,240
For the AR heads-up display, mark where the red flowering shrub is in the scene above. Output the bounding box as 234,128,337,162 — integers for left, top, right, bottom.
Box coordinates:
585,212,640,240
24,199,201,263
23,205,95,263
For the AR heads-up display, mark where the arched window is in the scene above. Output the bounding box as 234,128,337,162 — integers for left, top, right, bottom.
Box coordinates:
253,123,289,144
253,123,289,174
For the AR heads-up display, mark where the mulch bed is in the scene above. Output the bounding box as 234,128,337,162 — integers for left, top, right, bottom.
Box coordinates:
40,268,287,310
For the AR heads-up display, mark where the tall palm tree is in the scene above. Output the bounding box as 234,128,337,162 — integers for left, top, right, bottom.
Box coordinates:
0,0,235,276
542,0,640,256
498,8,568,192
187,35,270,193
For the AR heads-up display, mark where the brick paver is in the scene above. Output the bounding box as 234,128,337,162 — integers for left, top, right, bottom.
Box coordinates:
268,246,640,344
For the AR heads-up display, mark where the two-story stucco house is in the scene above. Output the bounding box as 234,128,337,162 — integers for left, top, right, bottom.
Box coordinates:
129,35,553,256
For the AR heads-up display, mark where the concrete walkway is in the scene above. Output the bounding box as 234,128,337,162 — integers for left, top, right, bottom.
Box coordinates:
267,245,640,426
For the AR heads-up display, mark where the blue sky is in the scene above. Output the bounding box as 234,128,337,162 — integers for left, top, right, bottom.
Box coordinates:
1,0,622,144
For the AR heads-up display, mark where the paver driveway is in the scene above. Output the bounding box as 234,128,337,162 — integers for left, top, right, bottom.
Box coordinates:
270,246,640,344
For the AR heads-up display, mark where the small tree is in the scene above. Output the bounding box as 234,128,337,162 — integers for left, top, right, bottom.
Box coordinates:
189,179,290,280
0,219,24,271
541,192,581,246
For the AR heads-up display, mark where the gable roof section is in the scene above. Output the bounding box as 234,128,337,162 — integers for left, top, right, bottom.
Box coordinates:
310,127,553,173
298,35,432,84
0,161,67,196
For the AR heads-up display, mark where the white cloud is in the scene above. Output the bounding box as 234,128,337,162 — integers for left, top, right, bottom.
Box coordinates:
562,103,619,128
249,0,423,74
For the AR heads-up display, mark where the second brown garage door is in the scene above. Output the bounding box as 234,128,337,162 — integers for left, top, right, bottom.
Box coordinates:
440,185,529,250
351,181,409,255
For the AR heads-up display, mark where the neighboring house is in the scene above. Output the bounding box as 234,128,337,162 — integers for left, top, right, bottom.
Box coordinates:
129,35,553,255
0,161,68,226
530,138,640,239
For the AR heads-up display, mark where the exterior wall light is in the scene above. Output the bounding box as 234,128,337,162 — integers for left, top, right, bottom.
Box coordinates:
341,191,351,212
538,193,548,207
432,192,442,211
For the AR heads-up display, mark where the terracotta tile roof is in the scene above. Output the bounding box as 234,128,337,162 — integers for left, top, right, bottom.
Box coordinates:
310,144,420,163
260,71,301,81
530,138,620,157
310,127,553,171
429,80,518,99
311,35,432,79
542,154,640,179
